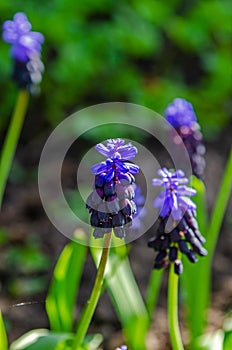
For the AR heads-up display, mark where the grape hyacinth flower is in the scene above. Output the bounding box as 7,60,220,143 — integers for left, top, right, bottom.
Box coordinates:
165,98,205,179
131,184,146,231
115,346,128,350
148,168,207,275
86,139,139,239
2,12,44,91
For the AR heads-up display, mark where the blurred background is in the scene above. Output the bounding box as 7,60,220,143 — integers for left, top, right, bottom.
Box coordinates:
0,0,231,348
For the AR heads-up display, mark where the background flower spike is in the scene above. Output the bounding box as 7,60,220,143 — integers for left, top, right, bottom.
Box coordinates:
2,12,44,92
165,98,206,180
148,167,207,274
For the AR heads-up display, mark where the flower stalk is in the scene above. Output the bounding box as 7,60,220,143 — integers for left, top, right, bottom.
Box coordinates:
0,89,29,207
168,253,184,350
73,233,111,350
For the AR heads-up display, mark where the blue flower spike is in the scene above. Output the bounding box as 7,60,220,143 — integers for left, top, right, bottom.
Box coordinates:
2,12,44,91
86,139,140,239
148,168,207,274
165,98,206,179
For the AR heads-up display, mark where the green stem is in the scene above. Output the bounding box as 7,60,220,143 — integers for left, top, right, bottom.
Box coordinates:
168,261,184,350
0,89,29,208
72,233,111,350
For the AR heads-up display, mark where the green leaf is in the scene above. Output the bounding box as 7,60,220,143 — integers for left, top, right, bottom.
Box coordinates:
182,176,209,343
224,331,232,350
0,310,8,350
91,244,149,349
46,235,87,332
206,147,232,259
10,329,102,350
195,330,224,350
182,149,232,346
9,329,73,350
145,269,163,320
82,334,103,350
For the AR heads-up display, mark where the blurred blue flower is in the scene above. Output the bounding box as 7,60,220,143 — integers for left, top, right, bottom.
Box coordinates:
165,98,205,179
165,98,197,128
2,12,44,62
130,184,146,231
2,12,44,91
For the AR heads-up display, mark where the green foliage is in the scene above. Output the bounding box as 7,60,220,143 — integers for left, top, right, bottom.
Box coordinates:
1,1,232,347
181,176,208,342
46,239,87,332
205,148,232,259
0,0,231,139
182,149,232,346
224,331,232,350
8,276,47,297
91,243,149,349
194,316,232,350
0,229,9,245
10,329,72,350
0,310,8,350
1,234,50,296
5,245,50,274
145,269,163,320
9,329,102,350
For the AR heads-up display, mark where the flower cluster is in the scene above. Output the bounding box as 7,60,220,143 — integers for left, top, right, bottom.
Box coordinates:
86,139,139,239
148,168,207,274
2,12,44,91
165,98,205,179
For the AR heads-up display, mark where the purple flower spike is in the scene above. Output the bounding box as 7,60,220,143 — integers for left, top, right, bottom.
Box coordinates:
95,138,137,160
165,98,197,128
87,139,139,239
152,168,196,220
165,98,206,179
2,12,44,62
2,12,44,91
148,168,207,275
92,139,139,182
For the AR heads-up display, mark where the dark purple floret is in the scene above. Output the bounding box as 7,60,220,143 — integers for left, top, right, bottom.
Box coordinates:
174,260,183,275
2,12,44,91
165,98,206,179
87,139,139,239
148,168,207,274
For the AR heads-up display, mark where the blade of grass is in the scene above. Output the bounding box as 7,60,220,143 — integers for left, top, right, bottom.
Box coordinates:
0,310,8,350
46,236,87,332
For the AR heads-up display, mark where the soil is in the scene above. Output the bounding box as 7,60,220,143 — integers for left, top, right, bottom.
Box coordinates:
0,128,231,350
